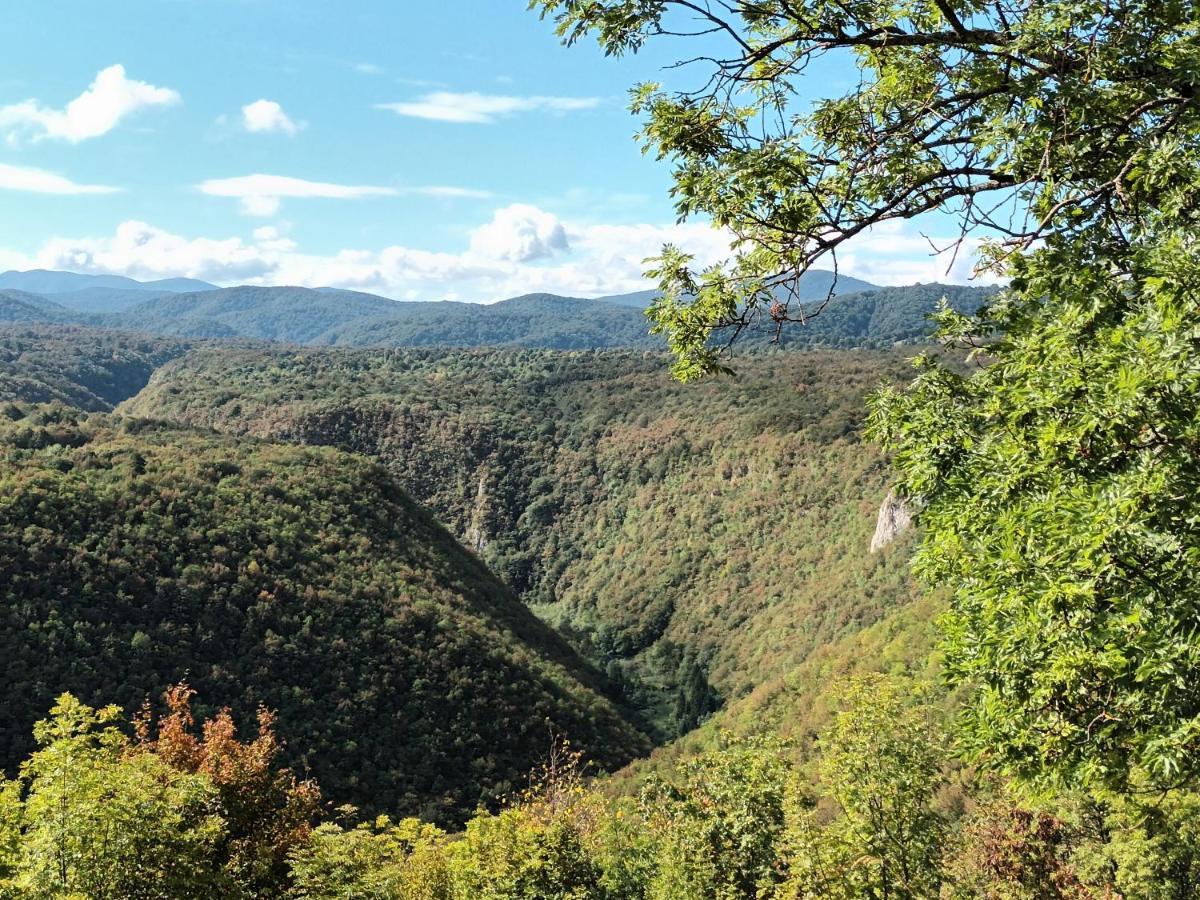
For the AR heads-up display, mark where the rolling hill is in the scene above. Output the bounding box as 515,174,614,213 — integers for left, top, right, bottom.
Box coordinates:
0,405,649,823
108,285,405,342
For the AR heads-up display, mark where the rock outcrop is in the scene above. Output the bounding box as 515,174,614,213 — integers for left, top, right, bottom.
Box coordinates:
870,489,913,553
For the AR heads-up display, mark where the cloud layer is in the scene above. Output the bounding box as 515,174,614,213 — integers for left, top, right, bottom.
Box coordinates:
378,92,599,124
2,204,992,303
0,163,117,195
198,174,398,216
0,65,179,143
10,206,730,300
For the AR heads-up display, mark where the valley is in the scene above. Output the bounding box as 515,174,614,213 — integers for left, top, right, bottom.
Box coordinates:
0,302,930,746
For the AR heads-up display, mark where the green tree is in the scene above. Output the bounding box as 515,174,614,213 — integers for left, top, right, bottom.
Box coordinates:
640,734,792,899
446,808,603,900
868,232,1200,792
288,814,451,900
784,676,945,899
532,0,1200,380
1,694,225,899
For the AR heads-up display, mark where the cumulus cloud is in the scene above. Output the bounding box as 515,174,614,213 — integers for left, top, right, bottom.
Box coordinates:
34,220,274,283
0,162,117,195
3,207,987,303
835,219,1004,285
0,65,179,143
470,204,570,262
252,226,297,252
198,173,398,216
377,91,599,124
241,99,301,136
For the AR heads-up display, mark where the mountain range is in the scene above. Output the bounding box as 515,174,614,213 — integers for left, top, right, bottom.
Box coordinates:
0,269,996,351
0,268,990,847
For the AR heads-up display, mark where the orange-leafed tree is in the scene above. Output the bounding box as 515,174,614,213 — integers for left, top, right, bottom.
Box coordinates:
134,684,321,897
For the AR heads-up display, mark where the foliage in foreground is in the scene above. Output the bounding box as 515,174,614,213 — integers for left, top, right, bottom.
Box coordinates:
3,677,1198,898
870,232,1200,795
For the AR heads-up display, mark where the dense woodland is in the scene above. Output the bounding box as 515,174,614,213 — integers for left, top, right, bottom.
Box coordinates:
0,402,646,823
0,326,190,411
0,281,992,351
122,344,922,735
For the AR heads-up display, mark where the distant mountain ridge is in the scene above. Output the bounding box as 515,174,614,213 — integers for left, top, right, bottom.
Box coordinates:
0,269,995,351
0,269,216,295
594,270,882,308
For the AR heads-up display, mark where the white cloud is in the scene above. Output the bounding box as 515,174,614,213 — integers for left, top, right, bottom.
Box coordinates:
377,91,599,124
409,185,493,199
0,64,179,143
34,221,274,283
354,63,384,75
252,226,297,252
198,173,398,216
835,219,1004,285
241,99,301,136
2,207,990,304
0,162,117,195
470,204,570,262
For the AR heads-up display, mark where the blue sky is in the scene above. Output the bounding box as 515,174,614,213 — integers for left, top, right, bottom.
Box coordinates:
0,1,982,300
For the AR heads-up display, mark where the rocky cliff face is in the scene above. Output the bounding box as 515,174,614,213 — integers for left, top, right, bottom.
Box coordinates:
870,489,912,552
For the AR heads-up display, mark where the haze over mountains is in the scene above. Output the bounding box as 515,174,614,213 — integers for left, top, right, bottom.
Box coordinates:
0,268,995,350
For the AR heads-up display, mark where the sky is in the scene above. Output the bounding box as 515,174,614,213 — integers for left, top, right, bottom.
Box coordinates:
0,1,987,301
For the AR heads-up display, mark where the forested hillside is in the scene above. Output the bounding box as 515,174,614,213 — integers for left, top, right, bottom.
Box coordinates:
0,291,73,324
123,346,923,734
0,279,994,351
0,405,648,823
0,325,191,411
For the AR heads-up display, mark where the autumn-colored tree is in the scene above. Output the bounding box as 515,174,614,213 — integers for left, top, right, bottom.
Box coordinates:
135,684,321,897
942,801,1104,899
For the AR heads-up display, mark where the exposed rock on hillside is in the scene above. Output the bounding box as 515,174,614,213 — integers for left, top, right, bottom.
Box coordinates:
870,489,913,552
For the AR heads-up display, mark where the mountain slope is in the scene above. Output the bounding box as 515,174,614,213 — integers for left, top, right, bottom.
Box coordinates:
0,291,75,324
0,325,191,410
0,408,648,822
123,346,925,735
